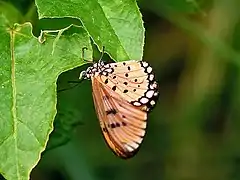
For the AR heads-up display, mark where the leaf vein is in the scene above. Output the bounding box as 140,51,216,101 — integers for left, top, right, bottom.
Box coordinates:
18,120,44,147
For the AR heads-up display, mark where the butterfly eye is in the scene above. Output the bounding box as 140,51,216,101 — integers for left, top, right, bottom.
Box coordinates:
79,70,87,79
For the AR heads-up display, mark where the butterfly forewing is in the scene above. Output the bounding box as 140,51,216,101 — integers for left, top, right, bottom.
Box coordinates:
83,60,159,159
99,60,158,111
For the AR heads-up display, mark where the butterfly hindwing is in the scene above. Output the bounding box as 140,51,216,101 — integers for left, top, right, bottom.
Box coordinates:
91,77,147,159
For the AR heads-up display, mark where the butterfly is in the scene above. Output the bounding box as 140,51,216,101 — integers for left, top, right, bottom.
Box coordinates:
80,49,159,159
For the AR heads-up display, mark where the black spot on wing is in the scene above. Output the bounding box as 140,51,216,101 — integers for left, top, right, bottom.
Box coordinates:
102,127,107,132
122,121,127,126
107,121,127,129
106,109,117,115
111,123,116,128
103,95,109,100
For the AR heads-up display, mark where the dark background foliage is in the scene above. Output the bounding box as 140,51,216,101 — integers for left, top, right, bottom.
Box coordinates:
1,0,240,180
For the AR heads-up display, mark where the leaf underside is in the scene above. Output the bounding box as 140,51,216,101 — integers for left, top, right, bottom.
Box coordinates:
36,0,145,61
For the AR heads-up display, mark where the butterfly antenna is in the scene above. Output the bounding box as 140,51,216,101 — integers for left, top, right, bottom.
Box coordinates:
57,80,84,93
99,46,105,61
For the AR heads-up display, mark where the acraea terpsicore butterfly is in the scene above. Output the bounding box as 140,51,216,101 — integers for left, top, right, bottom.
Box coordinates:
80,53,159,159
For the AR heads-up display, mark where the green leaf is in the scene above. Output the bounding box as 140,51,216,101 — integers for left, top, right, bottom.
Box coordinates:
36,0,145,61
0,14,92,179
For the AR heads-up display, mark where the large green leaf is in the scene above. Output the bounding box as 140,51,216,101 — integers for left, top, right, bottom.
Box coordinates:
36,0,145,61
0,14,92,179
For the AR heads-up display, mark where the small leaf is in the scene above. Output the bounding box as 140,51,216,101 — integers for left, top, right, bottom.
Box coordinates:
36,0,145,61
0,14,92,179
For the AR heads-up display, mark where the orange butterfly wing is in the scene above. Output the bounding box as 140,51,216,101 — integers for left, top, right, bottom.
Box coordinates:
90,60,158,158
92,77,147,158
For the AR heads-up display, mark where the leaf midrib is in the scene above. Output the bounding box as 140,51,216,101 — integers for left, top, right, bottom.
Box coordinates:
10,30,20,179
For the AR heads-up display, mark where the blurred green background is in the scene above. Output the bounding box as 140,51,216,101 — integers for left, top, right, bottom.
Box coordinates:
2,0,240,179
